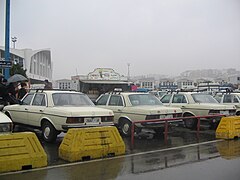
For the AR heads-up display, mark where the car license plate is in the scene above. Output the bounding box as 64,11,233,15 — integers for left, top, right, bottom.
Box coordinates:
160,114,173,119
220,111,229,115
85,117,101,124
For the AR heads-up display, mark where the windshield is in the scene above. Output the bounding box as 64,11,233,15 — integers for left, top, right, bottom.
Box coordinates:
191,94,219,103
129,94,163,106
52,93,94,106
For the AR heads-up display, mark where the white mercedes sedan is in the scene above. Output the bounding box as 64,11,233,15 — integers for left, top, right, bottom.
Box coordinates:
3,90,114,142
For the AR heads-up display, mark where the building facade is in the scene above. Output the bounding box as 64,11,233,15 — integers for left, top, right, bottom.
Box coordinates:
0,46,52,83
56,68,131,101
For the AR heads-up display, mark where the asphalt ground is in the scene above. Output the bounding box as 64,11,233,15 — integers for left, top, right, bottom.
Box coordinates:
0,126,240,179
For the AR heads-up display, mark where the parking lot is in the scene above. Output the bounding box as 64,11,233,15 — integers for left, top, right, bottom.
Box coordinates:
1,89,240,179
1,125,240,179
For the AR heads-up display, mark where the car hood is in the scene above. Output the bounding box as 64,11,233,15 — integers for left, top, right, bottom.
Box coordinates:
0,112,12,123
186,103,236,110
46,106,114,117
125,105,182,114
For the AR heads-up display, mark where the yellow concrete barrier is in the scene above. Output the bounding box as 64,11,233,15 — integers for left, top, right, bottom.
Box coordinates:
0,132,47,173
59,126,125,162
216,116,240,139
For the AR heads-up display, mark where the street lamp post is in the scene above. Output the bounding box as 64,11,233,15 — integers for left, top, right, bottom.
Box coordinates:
127,63,130,81
11,36,17,49
4,0,11,79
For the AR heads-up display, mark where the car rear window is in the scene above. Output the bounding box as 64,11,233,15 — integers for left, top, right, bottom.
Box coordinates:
191,94,218,103
52,93,94,106
129,94,162,106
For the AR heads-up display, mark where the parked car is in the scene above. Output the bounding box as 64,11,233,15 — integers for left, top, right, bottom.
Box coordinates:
0,111,13,133
95,91,183,137
160,92,236,129
3,90,114,142
214,92,240,115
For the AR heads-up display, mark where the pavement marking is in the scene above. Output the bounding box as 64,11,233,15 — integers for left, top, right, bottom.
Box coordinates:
0,139,223,176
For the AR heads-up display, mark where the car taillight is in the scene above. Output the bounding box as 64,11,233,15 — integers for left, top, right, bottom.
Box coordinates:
66,117,84,124
208,110,220,114
101,116,114,122
173,113,182,118
145,115,160,120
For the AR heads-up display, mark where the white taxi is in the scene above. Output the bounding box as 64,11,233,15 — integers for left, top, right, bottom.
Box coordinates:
3,90,114,142
95,91,183,137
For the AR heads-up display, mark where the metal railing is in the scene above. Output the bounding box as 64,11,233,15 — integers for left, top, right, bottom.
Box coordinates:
130,114,226,148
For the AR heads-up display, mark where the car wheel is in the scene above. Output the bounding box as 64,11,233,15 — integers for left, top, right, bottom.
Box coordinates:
42,121,58,143
119,119,132,137
183,114,197,130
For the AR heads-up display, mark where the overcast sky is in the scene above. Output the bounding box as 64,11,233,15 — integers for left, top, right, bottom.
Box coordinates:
0,0,240,80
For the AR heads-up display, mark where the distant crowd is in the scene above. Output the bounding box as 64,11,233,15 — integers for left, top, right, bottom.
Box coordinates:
0,77,27,106
0,76,52,106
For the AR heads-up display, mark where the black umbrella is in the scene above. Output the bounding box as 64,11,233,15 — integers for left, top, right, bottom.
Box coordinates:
7,74,28,83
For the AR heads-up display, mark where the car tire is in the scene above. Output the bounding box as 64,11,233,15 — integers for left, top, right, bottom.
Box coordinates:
119,119,132,137
183,114,197,130
42,121,58,143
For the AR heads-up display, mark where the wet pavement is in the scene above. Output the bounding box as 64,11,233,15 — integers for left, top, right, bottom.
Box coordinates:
0,126,240,179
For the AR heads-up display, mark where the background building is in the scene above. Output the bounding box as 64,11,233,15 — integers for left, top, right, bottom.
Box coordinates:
0,46,52,84
56,68,131,101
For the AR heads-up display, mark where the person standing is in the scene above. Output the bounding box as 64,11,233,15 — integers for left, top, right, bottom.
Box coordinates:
18,82,27,99
0,78,8,105
7,82,18,98
44,79,52,89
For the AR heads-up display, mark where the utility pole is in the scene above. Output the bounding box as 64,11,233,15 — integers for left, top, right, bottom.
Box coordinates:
4,0,11,79
127,63,130,81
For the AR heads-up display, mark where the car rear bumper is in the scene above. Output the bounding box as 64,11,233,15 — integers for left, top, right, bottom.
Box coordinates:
139,119,184,128
62,123,114,130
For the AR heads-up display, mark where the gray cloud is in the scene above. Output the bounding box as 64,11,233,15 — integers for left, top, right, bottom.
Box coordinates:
0,0,240,79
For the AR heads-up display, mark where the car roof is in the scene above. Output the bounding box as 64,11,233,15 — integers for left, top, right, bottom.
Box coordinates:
105,92,150,96
164,92,197,95
30,89,84,95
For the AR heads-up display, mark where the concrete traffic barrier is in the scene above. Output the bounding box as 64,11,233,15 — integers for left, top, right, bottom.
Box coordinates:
59,126,125,162
216,116,240,139
0,132,47,173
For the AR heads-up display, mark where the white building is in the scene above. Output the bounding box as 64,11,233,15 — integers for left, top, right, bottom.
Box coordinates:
56,79,80,91
56,68,131,101
228,74,240,85
176,78,195,90
0,46,52,82
135,77,155,90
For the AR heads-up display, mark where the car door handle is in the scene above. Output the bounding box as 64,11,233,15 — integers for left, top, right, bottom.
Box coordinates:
181,106,185,108
25,108,28,110
117,109,122,112
39,110,43,112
